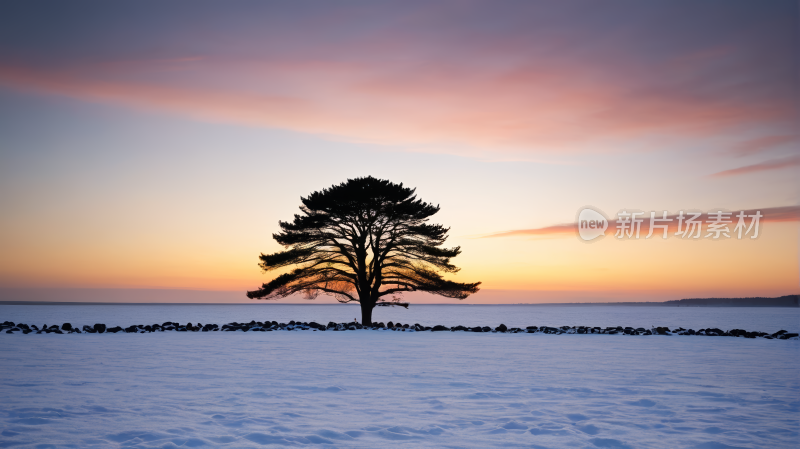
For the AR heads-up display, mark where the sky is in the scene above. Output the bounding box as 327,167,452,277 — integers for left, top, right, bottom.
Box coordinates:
0,0,797,303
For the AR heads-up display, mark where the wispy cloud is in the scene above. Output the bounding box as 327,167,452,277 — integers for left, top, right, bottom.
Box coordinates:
480,206,800,239
729,134,797,156
710,155,800,178
0,56,789,159
0,1,794,158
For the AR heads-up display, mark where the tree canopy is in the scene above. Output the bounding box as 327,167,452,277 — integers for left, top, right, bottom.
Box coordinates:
247,176,480,325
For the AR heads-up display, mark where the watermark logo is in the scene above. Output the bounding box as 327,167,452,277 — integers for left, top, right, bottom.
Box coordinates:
575,207,763,242
577,207,608,241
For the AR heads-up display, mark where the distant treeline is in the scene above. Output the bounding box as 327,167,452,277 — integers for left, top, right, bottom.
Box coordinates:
663,295,799,307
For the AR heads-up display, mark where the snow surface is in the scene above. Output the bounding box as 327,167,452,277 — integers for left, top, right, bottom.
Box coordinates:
1,332,798,448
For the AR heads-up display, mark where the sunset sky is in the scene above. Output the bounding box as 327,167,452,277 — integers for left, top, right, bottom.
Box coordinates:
0,0,797,303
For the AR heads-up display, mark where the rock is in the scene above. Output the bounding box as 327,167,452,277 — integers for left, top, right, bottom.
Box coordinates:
106,326,122,333
93,323,106,333
61,323,73,331
780,333,799,339
496,324,508,332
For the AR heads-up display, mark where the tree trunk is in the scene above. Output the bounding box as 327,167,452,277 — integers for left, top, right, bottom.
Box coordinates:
360,301,374,326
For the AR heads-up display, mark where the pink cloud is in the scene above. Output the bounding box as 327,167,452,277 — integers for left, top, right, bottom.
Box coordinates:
729,134,797,156
0,2,794,160
0,49,792,159
710,155,800,178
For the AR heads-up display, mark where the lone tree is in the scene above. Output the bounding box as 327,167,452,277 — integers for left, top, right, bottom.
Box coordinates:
247,176,481,325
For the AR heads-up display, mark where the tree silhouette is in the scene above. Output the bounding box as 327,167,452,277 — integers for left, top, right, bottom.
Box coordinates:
247,176,480,325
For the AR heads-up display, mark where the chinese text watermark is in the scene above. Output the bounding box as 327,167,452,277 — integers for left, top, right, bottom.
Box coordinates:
577,207,762,242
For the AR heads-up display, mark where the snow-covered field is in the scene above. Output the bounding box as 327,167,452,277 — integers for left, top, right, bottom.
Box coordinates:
1,332,797,448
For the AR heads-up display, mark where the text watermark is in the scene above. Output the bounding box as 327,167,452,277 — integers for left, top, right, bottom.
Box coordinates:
577,207,762,242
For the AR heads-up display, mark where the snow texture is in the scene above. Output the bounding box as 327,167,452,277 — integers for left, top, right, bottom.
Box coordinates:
1,332,798,448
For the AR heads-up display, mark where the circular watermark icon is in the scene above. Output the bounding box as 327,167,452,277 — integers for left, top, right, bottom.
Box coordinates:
576,206,608,242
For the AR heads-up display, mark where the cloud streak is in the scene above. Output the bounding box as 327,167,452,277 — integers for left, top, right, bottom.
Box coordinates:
710,155,800,178
728,135,797,156
480,206,800,239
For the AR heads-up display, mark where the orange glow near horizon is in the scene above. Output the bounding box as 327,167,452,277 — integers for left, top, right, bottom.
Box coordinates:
1,214,795,302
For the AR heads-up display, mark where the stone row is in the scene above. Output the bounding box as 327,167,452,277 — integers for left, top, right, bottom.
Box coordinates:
1,320,798,339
